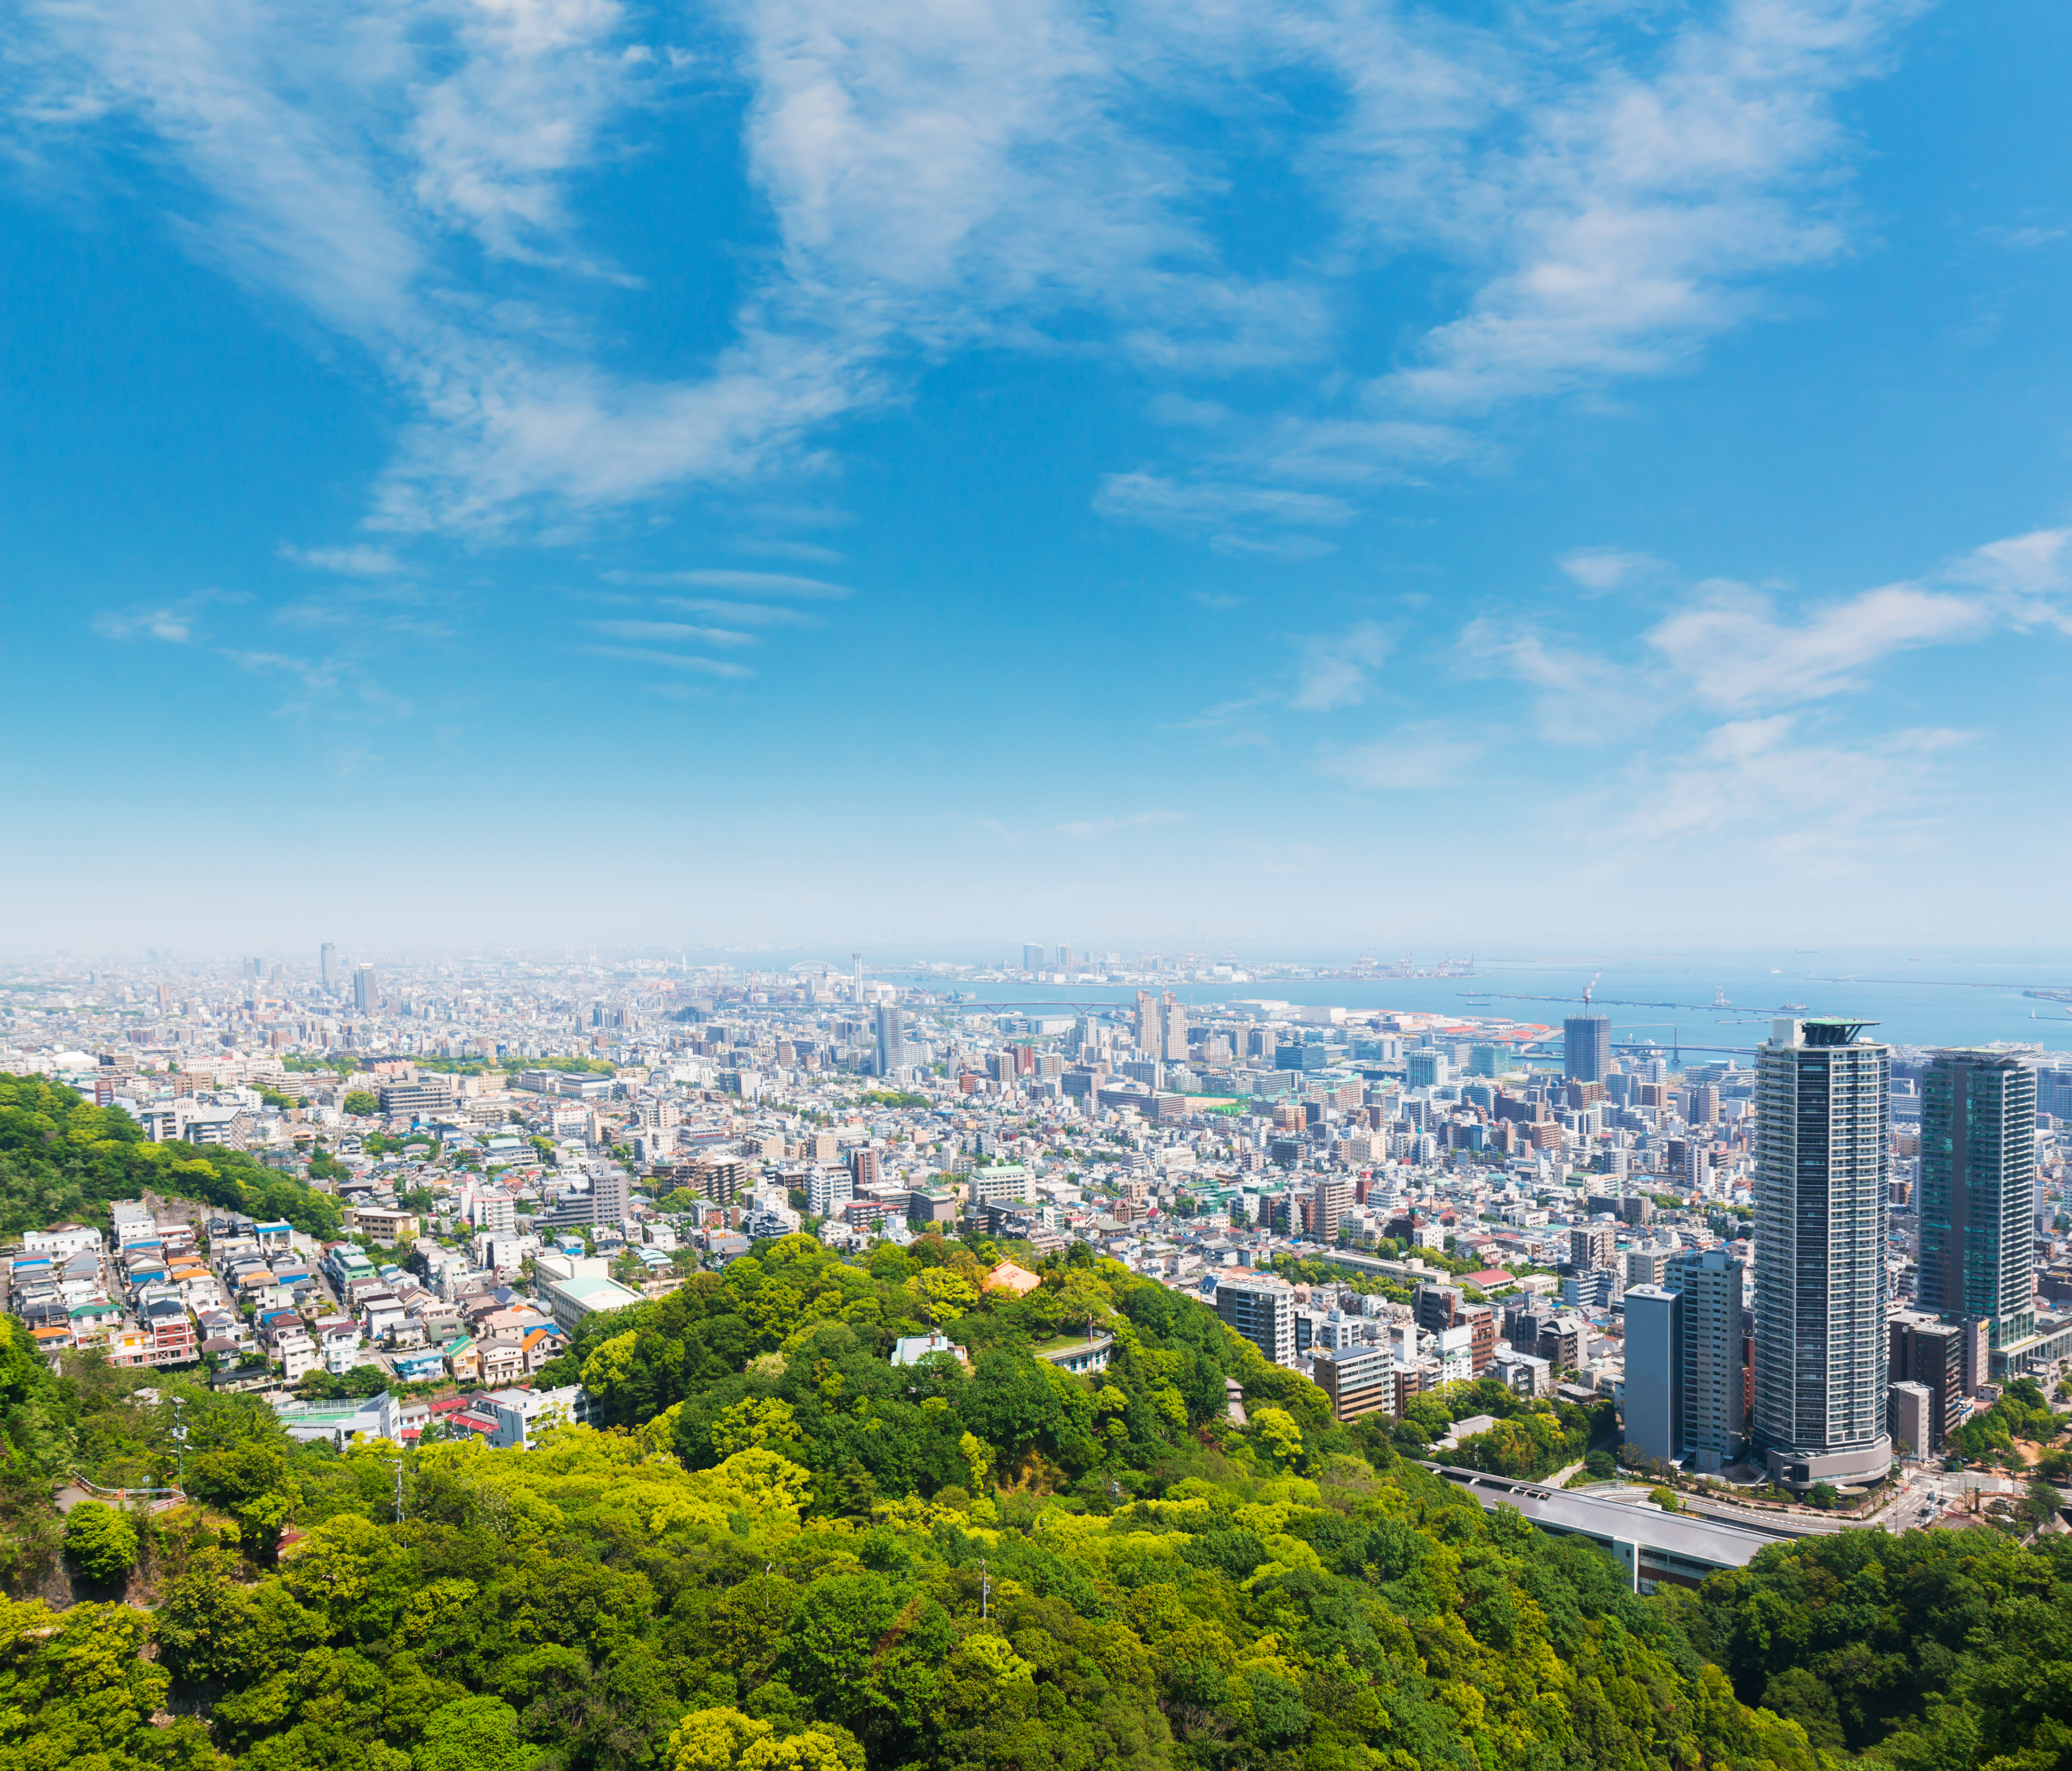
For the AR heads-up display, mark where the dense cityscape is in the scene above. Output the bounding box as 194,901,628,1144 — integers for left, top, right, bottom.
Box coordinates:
9,2,2072,1762
6,945,2067,1531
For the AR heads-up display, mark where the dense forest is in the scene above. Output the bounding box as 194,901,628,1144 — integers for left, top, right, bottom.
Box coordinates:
0,1074,342,1241
1,1170,2067,1769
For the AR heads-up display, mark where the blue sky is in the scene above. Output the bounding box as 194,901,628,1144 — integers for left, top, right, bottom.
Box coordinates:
4,0,2071,957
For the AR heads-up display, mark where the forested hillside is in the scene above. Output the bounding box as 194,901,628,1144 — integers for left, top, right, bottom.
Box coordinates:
0,1073,340,1240
2,1232,2066,1771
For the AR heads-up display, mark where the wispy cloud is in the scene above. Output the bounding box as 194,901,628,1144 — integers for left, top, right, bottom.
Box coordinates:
91,588,247,643
1558,546,1671,595
1647,529,2072,711
608,569,854,599
578,645,754,678
1055,809,1186,839
1318,725,1480,790
1289,621,1392,712
587,619,758,648
15,0,1929,554
278,542,404,575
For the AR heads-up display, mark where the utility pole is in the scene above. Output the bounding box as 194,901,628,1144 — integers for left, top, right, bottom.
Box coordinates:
172,1397,189,1492
387,1458,405,1525
979,1557,990,1621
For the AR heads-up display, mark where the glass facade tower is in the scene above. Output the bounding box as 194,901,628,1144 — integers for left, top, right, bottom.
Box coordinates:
1919,1051,2036,1366
1752,1017,1892,1489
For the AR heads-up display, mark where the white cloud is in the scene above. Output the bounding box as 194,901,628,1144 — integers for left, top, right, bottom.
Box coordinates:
15,0,1931,548
1377,0,1926,412
587,618,758,648
1055,809,1186,839
1650,578,1986,709
578,644,754,677
1318,724,1480,789
1093,472,1354,538
278,542,405,575
656,599,817,626
1289,621,1391,712
93,605,197,643
1558,546,1670,594
612,568,854,598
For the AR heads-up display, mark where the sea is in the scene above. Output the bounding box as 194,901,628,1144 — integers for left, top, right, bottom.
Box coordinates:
893,950,2072,1060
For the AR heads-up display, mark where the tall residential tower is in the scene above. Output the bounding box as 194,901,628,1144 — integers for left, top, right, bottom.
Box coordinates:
1920,1051,2038,1378
1752,1017,1892,1490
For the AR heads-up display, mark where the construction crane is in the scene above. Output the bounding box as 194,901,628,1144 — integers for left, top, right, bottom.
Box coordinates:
1582,970,1602,1006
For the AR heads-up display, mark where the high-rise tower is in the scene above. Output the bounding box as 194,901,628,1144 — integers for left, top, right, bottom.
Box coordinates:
1752,1017,1891,1489
1920,1051,2037,1374
873,1002,905,1078
1564,1015,1611,1083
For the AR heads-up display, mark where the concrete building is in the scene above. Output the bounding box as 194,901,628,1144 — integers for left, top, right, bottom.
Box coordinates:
1669,1246,1749,1470
1312,1343,1395,1422
1888,1382,1933,1463
1623,1285,1680,1466
1564,1016,1611,1084
874,1002,905,1077
533,1252,643,1335
1889,1310,1964,1450
1216,1272,1297,1367
1753,1017,1892,1489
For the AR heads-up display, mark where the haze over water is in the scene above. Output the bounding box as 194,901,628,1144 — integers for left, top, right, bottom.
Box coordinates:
923,951,2072,1055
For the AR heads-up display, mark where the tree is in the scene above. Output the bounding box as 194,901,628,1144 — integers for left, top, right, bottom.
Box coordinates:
414,1695,535,1771
1807,1480,1839,1510
62,1501,138,1582
342,1089,379,1117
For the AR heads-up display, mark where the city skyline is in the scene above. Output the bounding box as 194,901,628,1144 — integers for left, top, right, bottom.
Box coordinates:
6,2,2072,949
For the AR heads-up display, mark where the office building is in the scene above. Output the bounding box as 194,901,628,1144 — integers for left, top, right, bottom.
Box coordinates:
1889,1311,1964,1451
1216,1272,1296,1367
1919,1051,2038,1371
1669,1246,1749,1469
353,965,377,1016
1022,945,1045,972
1752,1017,1892,1489
1564,1016,1611,1084
320,942,339,991
1056,946,1074,970
1312,1343,1395,1422
1623,1285,1680,1465
873,1002,905,1077
1406,1049,1450,1089
592,1168,629,1227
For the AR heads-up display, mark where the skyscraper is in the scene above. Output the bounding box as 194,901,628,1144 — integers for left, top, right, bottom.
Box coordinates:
320,942,338,992
1752,1017,1892,1490
1919,1051,2037,1374
1021,945,1045,972
1161,992,1188,1062
1134,990,1157,1053
1564,1016,1611,1083
1056,945,1074,970
1622,1285,1681,1465
352,964,377,1016
873,1002,905,1077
